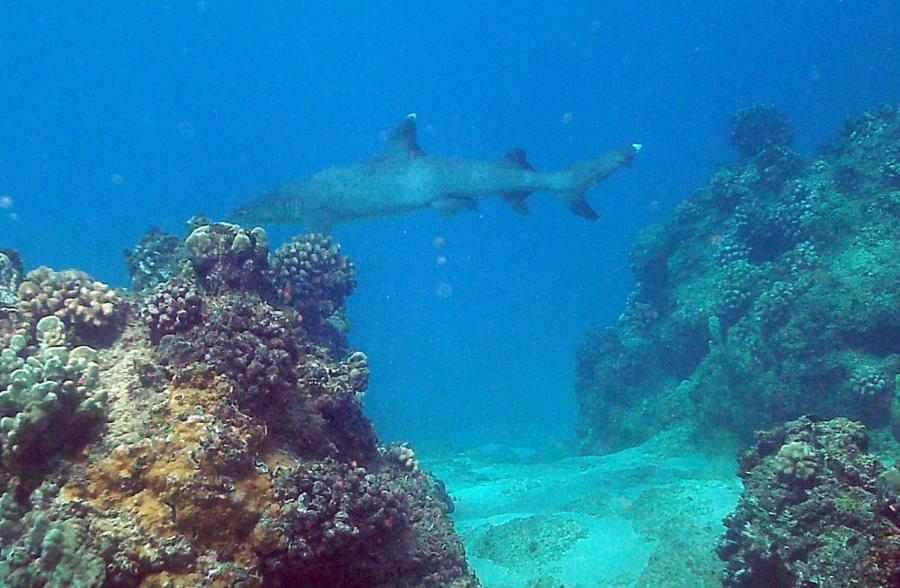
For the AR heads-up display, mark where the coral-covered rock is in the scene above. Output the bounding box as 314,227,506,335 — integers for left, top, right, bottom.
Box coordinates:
124,227,185,291
2,338,475,587
730,104,793,159
577,105,900,451
184,218,270,294
718,417,900,587
0,218,480,587
157,294,307,409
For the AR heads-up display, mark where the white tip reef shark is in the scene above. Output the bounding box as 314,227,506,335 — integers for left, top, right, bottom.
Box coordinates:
230,114,641,231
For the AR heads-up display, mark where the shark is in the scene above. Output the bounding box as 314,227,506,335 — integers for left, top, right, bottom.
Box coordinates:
230,114,641,231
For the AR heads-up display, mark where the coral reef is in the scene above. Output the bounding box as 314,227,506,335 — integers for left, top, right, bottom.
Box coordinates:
577,105,900,451
183,218,271,295
0,219,479,587
0,481,106,587
730,103,793,159
718,417,900,587
124,227,184,291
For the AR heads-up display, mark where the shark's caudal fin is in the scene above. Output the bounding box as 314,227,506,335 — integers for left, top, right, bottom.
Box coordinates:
558,143,642,220
499,148,535,215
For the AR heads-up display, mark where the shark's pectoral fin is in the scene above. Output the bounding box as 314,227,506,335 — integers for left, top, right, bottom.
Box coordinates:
432,196,477,218
383,113,426,158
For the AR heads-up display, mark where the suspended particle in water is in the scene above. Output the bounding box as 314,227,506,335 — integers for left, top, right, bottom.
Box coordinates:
7,212,19,222
436,256,447,266
178,121,196,139
561,112,574,124
432,236,446,248
110,174,125,185
0,195,12,209
436,282,453,298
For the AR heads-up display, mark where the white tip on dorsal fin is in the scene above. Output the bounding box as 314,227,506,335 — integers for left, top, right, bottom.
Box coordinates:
386,113,425,157
632,143,643,152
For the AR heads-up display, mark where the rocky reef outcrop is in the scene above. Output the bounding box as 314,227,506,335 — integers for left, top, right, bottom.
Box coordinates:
0,219,478,587
577,104,900,452
718,417,900,587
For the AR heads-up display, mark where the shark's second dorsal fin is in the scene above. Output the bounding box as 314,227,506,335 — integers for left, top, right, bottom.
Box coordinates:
500,148,535,215
384,113,426,158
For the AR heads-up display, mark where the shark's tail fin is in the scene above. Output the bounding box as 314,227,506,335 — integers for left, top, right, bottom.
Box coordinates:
557,144,641,220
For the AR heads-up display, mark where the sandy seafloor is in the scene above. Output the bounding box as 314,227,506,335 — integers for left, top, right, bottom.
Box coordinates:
424,430,742,587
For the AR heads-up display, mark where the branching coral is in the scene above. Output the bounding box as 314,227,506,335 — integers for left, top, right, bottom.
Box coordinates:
0,509,105,587
269,234,356,338
158,294,307,408
269,460,411,565
139,278,203,343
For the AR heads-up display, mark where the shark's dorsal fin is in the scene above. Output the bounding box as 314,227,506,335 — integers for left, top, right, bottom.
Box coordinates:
384,113,426,158
500,148,535,215
501,148,534,171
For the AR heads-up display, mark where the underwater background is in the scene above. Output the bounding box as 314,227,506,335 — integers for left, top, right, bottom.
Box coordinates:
1,1,898,454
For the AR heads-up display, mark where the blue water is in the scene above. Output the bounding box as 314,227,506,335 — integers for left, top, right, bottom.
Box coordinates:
1,2,897,450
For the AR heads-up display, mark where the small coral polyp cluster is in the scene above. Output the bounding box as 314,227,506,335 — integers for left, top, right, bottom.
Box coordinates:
0,218,478,587
577,105,900,452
